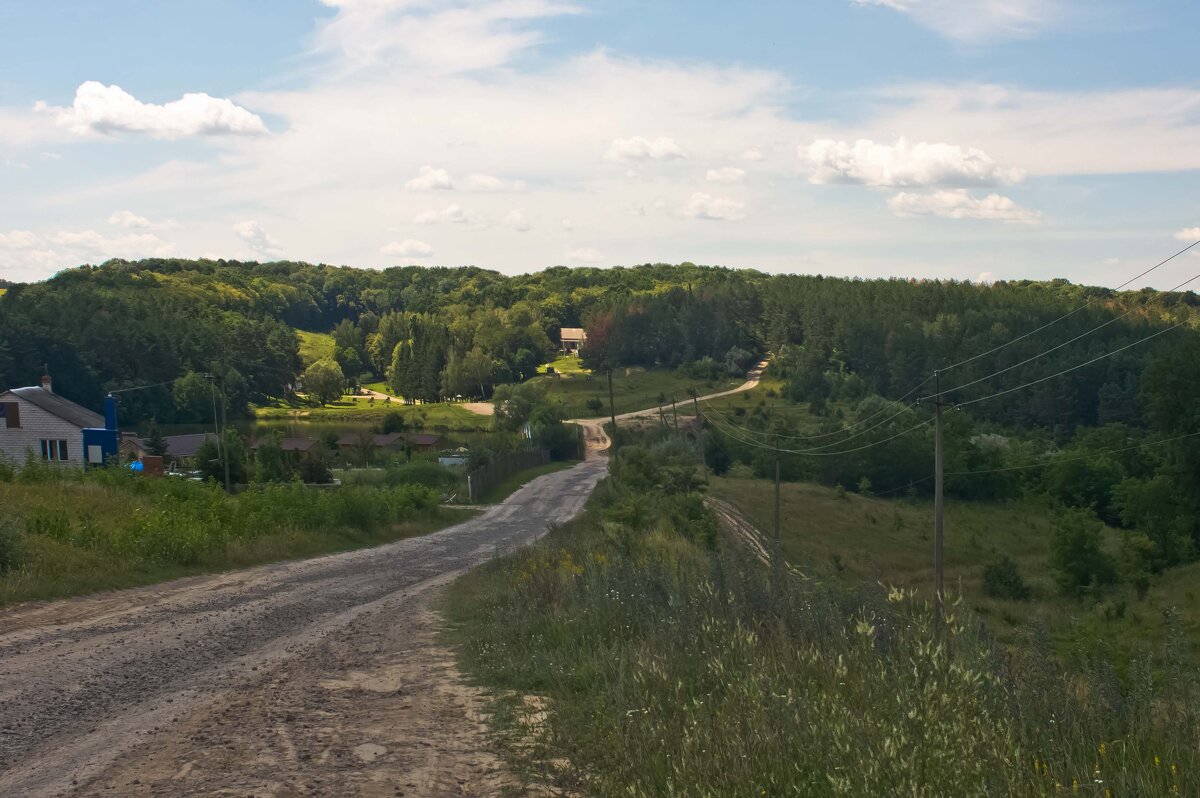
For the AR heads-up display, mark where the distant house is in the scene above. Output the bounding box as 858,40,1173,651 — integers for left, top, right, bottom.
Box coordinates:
404,432,442,452
125,432,218,468
560,327,587,355
252,437,317,454
336,431,406,455
0,372,105,468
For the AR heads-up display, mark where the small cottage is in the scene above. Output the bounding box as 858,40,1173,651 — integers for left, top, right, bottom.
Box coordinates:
0,372,106,468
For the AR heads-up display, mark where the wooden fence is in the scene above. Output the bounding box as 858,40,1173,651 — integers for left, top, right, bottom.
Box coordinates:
466,448,551,503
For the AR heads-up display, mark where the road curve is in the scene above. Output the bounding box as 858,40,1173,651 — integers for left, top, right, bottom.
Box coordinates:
0,456,607,797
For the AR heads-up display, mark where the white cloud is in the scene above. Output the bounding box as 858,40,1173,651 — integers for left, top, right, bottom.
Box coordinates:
681,192,747,221
464,172,523,191
233,220,284,256
566,247,604,263
802,137,1024,187
504,209,531,232
850,0,1068,43
706,167,746,184
605,136,686,162
381,238,434,259
108,210,178,230
41,81,268,140
887,189,1041,223
314,0,582,76
976,271,995,284
0,228,175,278
404,165,455,191
413,204,478,225
739,148,765,162
1174,227,1200,242
561,218,574,231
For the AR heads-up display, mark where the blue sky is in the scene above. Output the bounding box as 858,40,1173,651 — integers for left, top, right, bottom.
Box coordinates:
2,0,1199,287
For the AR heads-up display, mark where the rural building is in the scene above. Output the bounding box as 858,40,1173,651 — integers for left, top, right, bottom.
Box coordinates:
403,432,442,451
335,431,406,454
125,432,218,468
251,437,317,454
0,373,105,468
559,327,587,355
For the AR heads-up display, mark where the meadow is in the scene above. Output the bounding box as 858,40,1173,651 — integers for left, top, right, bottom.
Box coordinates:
446,437,1200,797
252,395,491,430
0,460,470,606
531,363,743,418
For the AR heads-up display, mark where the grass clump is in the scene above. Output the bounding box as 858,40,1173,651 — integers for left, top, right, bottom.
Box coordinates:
446,435,1200,797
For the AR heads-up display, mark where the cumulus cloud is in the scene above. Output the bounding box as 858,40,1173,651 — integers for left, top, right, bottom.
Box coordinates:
381,238,434,259
976,271,995,284
605,136,686,162
404,166,455,191
850,0,1067,43
108,210,178,230
464,172,524,191
233,220,284,256
740,148,765,162
41,81,268,140
504,209,531,232
1174,227,1200,242
566,247,604,263
803,137,1024,187
706,167,746,183
887,190,1041,223
0,228,175,277
413,204,479,225
681,192,747,221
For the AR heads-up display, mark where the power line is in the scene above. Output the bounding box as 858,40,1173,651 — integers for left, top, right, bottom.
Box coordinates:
943,430,1200,477
955,319,1189,409
702,407,932,456
925,267,1200,402
701,394,924,452
938,239,1199,374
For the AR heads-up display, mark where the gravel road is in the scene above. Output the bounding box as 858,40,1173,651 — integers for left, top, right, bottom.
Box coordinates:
0,454,606,797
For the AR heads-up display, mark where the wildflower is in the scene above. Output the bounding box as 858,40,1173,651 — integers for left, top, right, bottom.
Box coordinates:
1098,742,1106,756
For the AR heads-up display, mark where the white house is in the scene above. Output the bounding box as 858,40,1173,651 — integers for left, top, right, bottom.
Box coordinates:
560,327,587,355
0,373,104,468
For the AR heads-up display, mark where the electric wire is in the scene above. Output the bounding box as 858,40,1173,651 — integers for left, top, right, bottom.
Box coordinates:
937,239,1199,374
698,394,925,452
924,266,1200,402
701,407,933,457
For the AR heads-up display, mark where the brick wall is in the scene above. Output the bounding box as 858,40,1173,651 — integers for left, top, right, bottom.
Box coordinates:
0,394,88,468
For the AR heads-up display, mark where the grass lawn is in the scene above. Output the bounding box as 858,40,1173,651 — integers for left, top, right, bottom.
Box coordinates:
296,330,335,367
478,460,576,504
537,354,589,375
360,380,394,395
252,396,491,430
708,476,1200,662
533,367,743,418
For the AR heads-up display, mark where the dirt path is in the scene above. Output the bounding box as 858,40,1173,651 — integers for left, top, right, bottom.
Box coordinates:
0,456,606,797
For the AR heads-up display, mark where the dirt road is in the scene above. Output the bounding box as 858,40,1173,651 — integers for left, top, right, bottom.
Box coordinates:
0,456,606,797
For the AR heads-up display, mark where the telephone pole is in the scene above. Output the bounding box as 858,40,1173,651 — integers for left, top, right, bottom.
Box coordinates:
774,433,782,569
692,390,707,482
671,396,679,431
933,370,945,635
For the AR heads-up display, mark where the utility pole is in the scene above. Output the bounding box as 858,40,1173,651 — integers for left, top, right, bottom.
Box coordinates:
671,396,679,431
218,372,232,494
692,390,707,482
607,367,618,475
774,433,782,570
933,370,945,635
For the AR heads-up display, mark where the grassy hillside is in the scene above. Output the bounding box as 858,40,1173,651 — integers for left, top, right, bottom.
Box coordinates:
709,476,1200,662
296,329,335,367
534,366,743,418
252,395,490,430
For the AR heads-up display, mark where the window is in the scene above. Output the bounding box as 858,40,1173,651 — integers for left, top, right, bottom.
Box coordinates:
0,402,19,429
40,439,69,462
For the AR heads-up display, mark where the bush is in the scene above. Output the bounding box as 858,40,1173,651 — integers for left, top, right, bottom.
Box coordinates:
385,461,457,490
982,556,1031,601
0,515,20,573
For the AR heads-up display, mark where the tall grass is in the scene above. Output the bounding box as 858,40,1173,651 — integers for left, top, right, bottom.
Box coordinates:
0,460,452,605
446,439,1199,796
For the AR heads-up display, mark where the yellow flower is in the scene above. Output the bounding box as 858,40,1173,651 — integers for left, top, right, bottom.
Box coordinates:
1098,742,1106,756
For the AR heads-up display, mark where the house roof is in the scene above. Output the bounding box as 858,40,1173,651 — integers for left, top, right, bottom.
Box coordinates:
143,433,216,459
560,327,586,341
337,432,405,447
249,432,316,451
405,433,442,447
1,387,104,429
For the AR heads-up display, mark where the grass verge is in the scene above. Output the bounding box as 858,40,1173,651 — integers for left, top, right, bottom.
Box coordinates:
478,461,575,504
0,472,474,607
445,434,1200,797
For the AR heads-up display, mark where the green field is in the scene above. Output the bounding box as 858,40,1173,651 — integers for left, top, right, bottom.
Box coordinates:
537,354,589,375
296,329,335,367
534,366,743,418
252,396,491,430
708,476,1200,661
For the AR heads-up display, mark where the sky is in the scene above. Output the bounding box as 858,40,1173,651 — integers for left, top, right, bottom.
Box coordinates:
1,0,1199,288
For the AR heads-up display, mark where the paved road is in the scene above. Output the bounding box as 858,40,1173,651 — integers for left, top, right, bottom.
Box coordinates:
0,455,607,797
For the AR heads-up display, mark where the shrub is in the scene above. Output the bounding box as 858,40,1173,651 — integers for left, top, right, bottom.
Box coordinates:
982,556,1032,601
